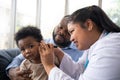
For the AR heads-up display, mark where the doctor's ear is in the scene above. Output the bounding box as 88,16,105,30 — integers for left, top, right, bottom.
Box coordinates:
84,19,93,31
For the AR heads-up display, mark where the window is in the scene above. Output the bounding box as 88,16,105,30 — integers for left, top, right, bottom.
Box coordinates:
16,0,37,31
68,0,98,14
0,0,11,49
40,0,65,39
0,0,120,49
102,0,120,26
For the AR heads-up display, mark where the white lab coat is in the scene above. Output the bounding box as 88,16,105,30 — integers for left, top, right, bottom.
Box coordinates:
48,31,120,80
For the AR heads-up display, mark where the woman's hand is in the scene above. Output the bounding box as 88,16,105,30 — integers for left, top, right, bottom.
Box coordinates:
39,41,55,75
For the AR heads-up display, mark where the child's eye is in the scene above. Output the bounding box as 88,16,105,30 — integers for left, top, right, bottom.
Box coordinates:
29,44,34,49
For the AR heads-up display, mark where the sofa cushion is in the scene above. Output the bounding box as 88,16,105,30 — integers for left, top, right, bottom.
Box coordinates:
0,48,20,80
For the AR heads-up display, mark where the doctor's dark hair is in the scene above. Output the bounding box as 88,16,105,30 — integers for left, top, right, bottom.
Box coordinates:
14,26,43,46
69,5,120,32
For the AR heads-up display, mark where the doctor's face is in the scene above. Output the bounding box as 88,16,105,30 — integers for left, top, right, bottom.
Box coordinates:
68,22,92,50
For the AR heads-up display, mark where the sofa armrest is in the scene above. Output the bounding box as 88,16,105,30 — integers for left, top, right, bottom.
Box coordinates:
0,48,20,80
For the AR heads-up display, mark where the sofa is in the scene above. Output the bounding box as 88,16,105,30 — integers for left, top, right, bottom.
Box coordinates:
0,48,20,80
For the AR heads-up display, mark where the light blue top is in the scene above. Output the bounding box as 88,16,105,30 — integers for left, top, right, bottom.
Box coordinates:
6,38,83,71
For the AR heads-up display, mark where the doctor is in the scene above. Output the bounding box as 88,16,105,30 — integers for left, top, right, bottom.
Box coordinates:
39,5,120,80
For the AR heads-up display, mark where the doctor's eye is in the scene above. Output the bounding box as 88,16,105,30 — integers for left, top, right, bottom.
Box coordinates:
69,30,74,34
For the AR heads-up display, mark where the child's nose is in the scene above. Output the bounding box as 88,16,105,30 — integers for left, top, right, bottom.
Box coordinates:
25,49,30,53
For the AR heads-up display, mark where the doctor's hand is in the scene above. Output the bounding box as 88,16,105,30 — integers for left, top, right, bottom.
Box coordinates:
39,41,55,75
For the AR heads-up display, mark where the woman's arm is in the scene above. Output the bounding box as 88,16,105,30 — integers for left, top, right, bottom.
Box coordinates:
39,41,86,80
54,48,64,64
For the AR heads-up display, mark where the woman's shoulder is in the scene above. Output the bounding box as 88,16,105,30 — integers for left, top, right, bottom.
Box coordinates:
90,32,120,53
99,32,120,44
89,32,120,59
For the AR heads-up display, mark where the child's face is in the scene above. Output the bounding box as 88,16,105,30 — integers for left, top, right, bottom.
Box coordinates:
18,36,40,63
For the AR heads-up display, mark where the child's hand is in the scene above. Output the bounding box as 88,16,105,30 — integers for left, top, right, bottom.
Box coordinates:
9,67,32,80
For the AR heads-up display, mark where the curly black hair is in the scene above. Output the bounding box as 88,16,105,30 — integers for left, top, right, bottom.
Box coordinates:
14,25,43,46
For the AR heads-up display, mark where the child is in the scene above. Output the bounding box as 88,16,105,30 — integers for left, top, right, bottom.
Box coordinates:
14,26,59,80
